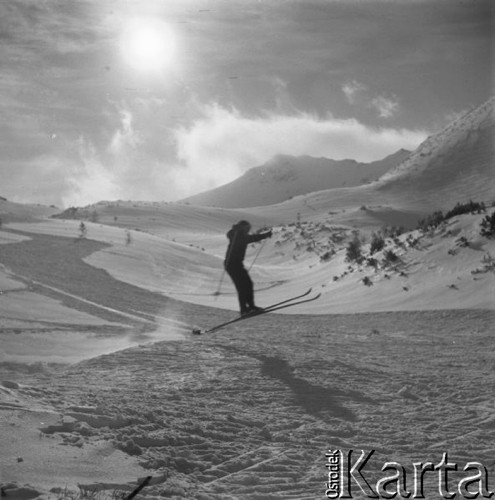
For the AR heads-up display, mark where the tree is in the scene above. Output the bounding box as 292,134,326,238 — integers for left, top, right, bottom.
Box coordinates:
480,212,495,238
417,211,444,231
346,235,363,264
383,249,399,265
445,200,486,219
370,232,385,254
79,222,87,239
362,276,373,286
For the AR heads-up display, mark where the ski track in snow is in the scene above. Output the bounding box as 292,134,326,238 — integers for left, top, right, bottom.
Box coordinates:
1,308,494,499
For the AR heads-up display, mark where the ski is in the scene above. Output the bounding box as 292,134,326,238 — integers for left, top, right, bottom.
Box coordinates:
258,287,313,311
124,476,152,500
192,288,319,335
192,288,312,335
255,292,321,315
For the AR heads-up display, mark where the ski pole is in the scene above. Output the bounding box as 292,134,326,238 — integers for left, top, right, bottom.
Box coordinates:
248,237,266,271
124,476,152,500
213,269,226,298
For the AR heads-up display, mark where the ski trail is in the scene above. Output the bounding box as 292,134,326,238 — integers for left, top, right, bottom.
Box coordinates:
128,309,189,327
203,448,289,486
9,273,174,326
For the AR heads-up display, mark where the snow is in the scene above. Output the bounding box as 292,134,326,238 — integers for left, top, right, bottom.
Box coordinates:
181,150,410,208
377,96,495,204
0,97,494,498
6,210,492,315
1,309,494,498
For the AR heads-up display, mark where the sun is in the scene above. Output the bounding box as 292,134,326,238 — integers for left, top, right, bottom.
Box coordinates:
121,18,176,74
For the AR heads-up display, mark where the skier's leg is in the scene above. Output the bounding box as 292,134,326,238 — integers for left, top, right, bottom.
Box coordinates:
226,266,249,313
238,267,259,311
244,269,255,308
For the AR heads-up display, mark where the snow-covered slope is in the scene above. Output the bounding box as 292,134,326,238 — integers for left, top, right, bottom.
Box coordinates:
0,198,59,222
243,96,495,225
376,96,495,203
7,208,494,316
182,96,494,225
1,99,494,500
182,150,410,208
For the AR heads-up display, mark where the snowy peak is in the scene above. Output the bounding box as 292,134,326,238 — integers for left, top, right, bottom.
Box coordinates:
182,150,410,208
377,97,495,203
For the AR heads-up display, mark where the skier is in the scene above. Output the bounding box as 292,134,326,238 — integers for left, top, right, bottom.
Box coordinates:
224,220,272,316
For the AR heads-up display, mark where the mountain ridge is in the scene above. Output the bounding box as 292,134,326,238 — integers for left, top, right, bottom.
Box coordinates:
376,96,495,203
181,149,411,209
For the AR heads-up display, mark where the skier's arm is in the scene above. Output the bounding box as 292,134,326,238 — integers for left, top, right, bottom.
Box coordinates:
247,230,272,243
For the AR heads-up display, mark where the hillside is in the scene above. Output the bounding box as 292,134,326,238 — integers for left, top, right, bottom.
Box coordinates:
0,198,59,223
4,204,494,317
376,96,495,203
243,96,495,227
182,149,410,208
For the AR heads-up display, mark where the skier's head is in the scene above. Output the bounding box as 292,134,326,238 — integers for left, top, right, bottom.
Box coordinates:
236,220,251,233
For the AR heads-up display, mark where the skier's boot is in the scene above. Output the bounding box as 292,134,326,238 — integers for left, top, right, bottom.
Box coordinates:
247,305,263,314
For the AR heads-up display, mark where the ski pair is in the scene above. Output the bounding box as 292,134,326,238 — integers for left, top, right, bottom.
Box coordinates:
192,288,320,335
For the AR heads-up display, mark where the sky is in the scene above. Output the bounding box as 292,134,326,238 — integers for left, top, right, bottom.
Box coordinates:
0,0,493,207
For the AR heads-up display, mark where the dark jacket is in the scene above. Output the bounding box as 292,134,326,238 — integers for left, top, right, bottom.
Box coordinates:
224,228,271,268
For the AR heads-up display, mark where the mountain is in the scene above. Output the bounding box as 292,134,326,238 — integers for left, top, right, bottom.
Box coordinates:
0,198,59,223
181,149,410,208
243,96,495,227
376,96,495,205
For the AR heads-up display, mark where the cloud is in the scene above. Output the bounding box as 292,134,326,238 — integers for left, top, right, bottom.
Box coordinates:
342,80,367,104
0,0,489,210
370,95,400,119
59,108,173,207
0,1,100,60
108,109,142,156
173,103,427,196
342,81,400,119
61,137,123,207
1,96,426,207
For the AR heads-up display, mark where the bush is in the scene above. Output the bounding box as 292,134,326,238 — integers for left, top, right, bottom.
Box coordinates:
406,234,420,248
78,222,87,239
382,226,405,238
125,230,132,246
445,200,486,219
370,232,385,254
472,253,495,274
481,253,495,272
383,249,399,264
418,200,487,233
320,250,334,262
417,211,444,231
362,276,373,286
480,212,495,238
366,257,378,269
345,235,363,264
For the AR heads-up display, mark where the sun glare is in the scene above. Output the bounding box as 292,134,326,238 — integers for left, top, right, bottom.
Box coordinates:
121,18,176,74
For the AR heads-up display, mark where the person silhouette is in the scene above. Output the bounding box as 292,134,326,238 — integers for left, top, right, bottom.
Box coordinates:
224,220,272,315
